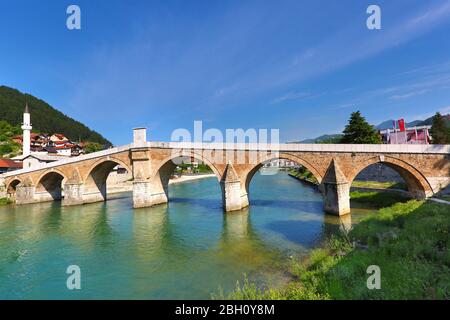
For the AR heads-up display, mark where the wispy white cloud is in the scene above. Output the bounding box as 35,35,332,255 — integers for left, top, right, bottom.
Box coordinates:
270,91,313,104
390,89,430,100
394,60,450,77
262,1,450,91
213,83,241,98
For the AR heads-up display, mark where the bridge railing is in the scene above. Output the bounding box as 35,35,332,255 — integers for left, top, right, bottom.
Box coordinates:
148,141,450,154
1,142,449,179
0,144,133,178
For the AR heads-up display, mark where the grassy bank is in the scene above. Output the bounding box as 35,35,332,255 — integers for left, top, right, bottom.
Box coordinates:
216,192,449,300
288,169,318,185
0,198,11,206
351,180,407,191
350,190,410,208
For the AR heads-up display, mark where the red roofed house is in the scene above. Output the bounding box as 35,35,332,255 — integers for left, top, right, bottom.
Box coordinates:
0,159,23,174
50,134,69,143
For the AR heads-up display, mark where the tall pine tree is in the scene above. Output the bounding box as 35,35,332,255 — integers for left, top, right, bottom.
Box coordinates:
341,111,381,144
430,112,450,144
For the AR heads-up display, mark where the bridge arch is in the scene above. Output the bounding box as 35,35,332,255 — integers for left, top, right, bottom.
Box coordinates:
35,170,67,201
83,157,132,203
349,156,433,198
6,179,22,200
151,151,222,205
153,151,221,182
244,152,323,195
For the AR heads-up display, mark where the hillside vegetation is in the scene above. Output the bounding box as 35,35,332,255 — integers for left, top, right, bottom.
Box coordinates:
0,86,111,147
0,120,21,158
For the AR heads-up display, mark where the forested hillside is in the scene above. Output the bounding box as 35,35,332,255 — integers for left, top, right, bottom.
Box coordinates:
0,86,111,146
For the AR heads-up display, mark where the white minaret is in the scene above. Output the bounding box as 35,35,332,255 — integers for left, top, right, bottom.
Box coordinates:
21,103,32,157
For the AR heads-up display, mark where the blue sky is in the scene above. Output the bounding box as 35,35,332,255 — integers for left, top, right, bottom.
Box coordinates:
1,0,450,145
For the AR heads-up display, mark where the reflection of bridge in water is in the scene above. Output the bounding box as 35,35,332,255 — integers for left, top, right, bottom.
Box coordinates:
1,128,449,216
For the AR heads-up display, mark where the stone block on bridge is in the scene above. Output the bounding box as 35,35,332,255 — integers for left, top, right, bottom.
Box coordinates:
322,159,351,216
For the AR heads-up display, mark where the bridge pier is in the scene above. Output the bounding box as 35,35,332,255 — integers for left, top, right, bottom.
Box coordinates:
133,180,160,208
63,182,85,206
221,163,249,212
0,178,6,199
15,178,37,205
130,132,162,209
322,160,351,216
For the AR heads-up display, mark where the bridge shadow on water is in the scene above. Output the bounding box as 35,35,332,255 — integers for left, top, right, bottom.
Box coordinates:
264,219,341,248
249,199,347,248
105,191,341,249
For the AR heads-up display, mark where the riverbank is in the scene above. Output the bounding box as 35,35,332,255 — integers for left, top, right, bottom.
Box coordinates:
288,170,318,186
289,169,412,197
218,191,450,300
107,173,216,194
169,173,216,185
0,198,10,206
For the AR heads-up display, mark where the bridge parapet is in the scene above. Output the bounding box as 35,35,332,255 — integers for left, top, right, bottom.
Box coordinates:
0,144,132,178
148,141,450,154
1,143,448,180
1,139,449,216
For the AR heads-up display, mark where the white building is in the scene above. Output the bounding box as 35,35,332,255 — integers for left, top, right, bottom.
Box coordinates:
13,104,62,169
21,103,32,157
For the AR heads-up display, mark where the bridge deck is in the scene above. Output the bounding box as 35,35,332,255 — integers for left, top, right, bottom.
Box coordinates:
1,142,449,178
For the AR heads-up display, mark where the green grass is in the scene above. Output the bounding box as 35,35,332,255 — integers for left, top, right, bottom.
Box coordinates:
217,198,450,300
350,190,411,208
289,169,319,185
0,198,11,206
351,180,407,191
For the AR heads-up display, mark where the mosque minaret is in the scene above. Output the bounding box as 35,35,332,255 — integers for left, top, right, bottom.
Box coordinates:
21,103,32,157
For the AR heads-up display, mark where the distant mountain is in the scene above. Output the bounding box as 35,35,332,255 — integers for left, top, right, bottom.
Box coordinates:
0,86,111,146
419,114,450,126
375,119,424,130
375,114,450,130
298,134,343,144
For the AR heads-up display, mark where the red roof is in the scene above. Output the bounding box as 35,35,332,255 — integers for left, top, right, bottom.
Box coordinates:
0,159,23,169
53,134,67,140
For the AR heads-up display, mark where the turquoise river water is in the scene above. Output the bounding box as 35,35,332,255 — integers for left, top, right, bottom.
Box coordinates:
0,172,376,299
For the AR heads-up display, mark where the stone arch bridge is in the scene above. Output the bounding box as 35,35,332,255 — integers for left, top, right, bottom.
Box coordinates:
1,129,449,216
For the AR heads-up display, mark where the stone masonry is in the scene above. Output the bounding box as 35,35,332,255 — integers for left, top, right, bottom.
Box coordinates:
1,129,449,216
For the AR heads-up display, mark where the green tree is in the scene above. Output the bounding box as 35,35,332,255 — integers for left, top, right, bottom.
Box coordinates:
430,112,450,144
83,142,104,154
341,111,381,144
